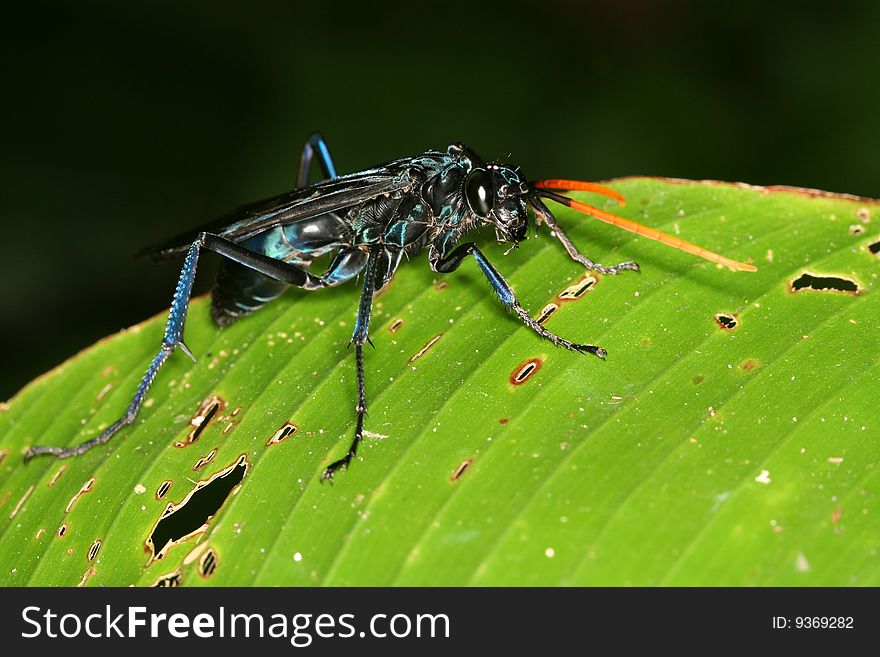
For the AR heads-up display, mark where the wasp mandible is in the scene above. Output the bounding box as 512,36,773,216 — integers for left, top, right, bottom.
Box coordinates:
26,133,755,479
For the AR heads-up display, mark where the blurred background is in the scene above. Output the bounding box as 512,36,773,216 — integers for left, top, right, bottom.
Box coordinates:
2,0,878,398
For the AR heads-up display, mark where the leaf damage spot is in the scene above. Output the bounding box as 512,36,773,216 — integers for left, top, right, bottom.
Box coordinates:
408,333,443,364
152,571,182,587
869,240,880,256
435,281,449,291
66,478,95,514
389,318,405,333
95,382,113,403
451,458,474,482
510,358,543,386
57,524,67,538
535,303,559,326
557,275,598,302
199,548,218,578
692,375,704,385
755,469,772,485
87,539,102,562
48,465,67,487
267,423,298,446
714,313,738,330
193,448,218,471
0,449,8,466
78,567,97,587
146,454,248,563
175,396,225,448
156,480,172,500
10,485,34,519
789,272,861,295
740,359,759,372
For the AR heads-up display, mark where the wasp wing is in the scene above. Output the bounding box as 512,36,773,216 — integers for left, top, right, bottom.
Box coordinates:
138,165,413,261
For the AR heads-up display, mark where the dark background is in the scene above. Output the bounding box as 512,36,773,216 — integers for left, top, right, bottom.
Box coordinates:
2,0,878,398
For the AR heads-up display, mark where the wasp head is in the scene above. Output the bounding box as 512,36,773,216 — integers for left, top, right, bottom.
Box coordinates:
463,163,532,245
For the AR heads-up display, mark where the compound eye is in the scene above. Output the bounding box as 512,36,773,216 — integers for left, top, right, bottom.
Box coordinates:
465,168,495,217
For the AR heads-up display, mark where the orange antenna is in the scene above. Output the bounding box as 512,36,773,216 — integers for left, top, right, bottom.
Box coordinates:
535,189,757,272
532,179,627,205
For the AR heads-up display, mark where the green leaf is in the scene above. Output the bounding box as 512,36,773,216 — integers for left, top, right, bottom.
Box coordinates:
1,178,877,586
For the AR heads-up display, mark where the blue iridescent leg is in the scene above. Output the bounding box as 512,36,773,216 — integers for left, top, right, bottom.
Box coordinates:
321,251,379,481
431,243,606,358
26,233,368,460
297,132,337,187
25,242,202,460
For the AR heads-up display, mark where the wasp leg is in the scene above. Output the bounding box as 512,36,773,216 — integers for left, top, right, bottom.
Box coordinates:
321,251,379,481
432,243,606,358
297,132,337,187
533,202,639,275
25,239,204,461
26,234,367,461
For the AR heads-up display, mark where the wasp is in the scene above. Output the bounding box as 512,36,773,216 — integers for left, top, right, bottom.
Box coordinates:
26,133,755,479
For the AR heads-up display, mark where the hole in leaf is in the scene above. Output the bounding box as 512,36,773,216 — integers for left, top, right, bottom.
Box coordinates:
87,540,101,562
389,318,404,333
536,303,559,326
451,459,474,482
175,396,225,448
714,313,738,330
557,275,598,301
156,480,172,500
869,240,880,256
510,358,543,385
57,524,67,538
199,548,218,578
267,423,297,446
193,448,218,471
152,571,182,587
790,272,861,294
146,455,248,562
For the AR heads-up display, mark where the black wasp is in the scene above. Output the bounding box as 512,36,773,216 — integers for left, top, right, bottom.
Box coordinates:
26,133,755,479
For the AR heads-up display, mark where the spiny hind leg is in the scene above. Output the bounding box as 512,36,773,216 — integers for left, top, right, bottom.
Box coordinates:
26,234,365,460
26,241,202,460
321,250,379,481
